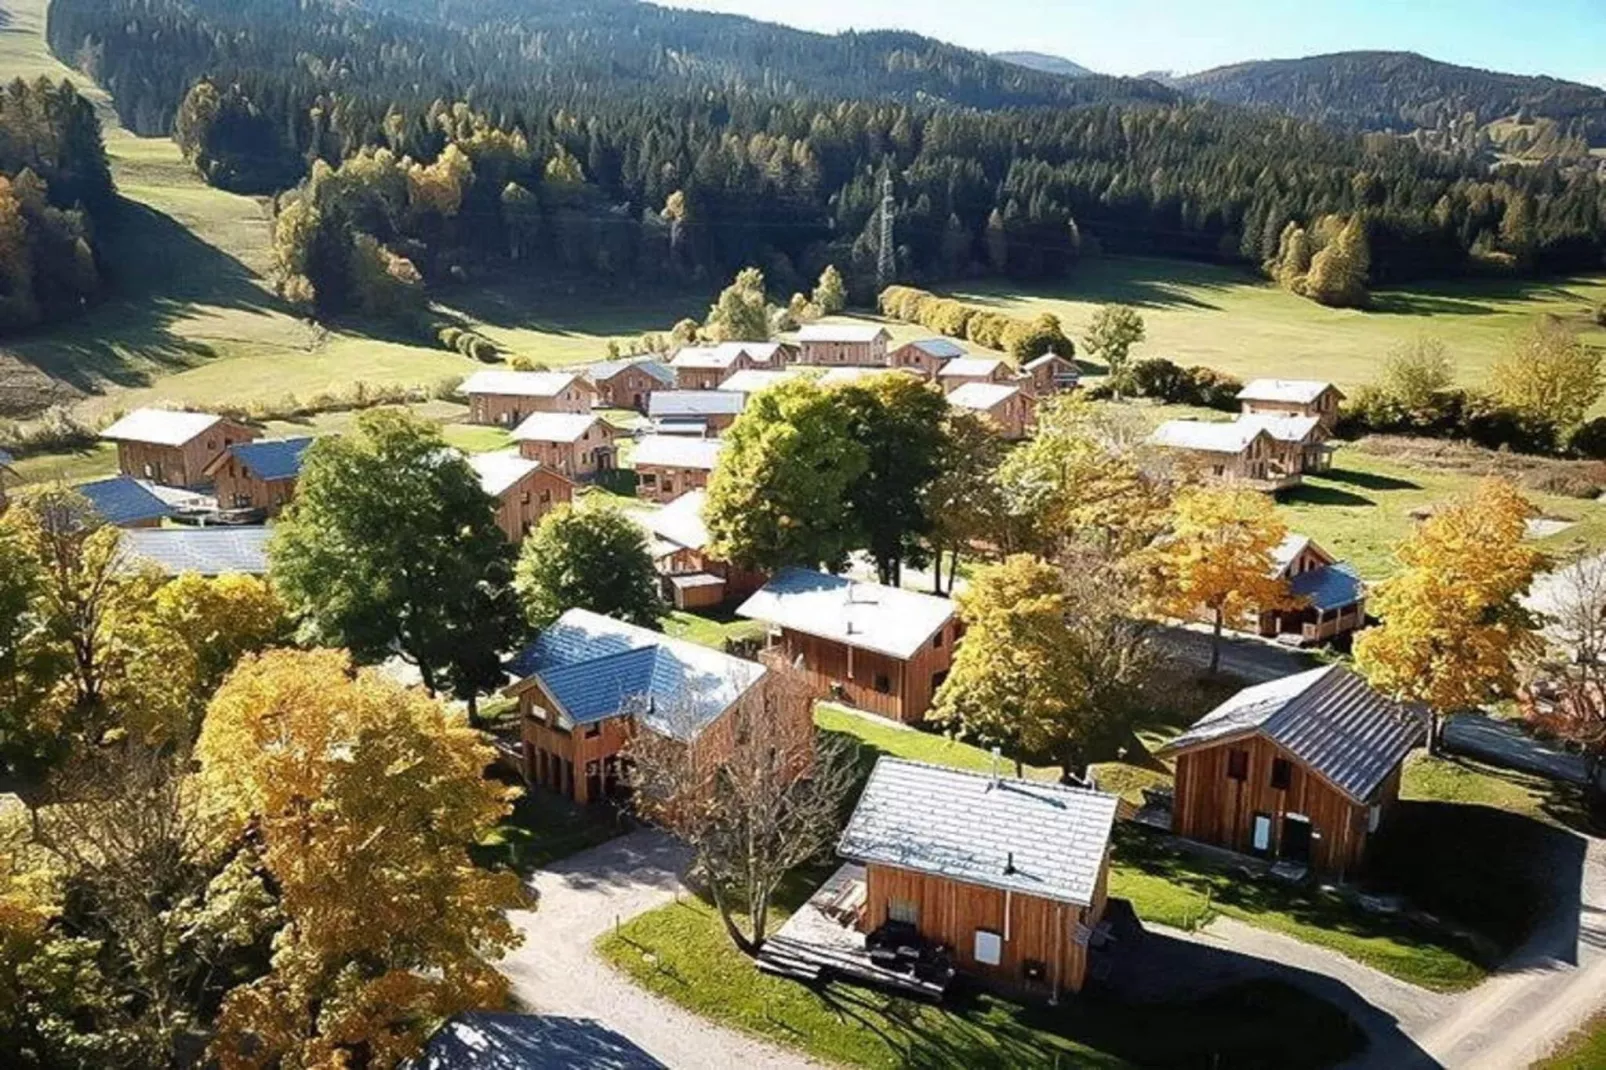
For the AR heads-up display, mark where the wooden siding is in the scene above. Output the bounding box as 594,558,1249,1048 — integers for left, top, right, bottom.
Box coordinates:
492,467,575,543
468,385,593,426
1240,387,1343,432
1170,734,1398,879
969,390,1035,440
862,861,1105,997
674,359,751,391
767,619,957,723
1025,358,1078,397
520,697,632,804
211,462,296,515
635,463,711,504
516,423,618,480
594,366,667,411
798,339,888,366
1164,433,1297,492
887,345,943,381
115,419,258,489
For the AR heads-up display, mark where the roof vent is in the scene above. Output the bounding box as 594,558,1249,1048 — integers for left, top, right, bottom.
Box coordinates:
1004,851,1016,876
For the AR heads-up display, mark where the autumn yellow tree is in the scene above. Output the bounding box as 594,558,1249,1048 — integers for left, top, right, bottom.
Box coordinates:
151,573,291,697
1148,486,1293,674
1355,479,1544,751
197,650,526,1069
1490,317,1604,431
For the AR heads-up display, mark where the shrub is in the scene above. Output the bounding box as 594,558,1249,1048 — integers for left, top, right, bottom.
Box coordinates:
1185,366,1244,411
1568,417,1606,460
1128,358,1193,404
0,406,101,456
465,336,498,362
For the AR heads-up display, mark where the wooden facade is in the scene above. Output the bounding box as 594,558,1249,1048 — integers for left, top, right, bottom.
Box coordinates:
592,364,670,411
798,334,890,367
674,360,750,391
490,466,575,542
635,462,713,504
516,421,618,480
956,388,1035,440
766,619,958,724
468,381,594,426
1024,355,1079,397
938,364,1014,394
521,705,633,805
862,858,1107,998
1240,385,1344,432
1170,734,1401,879
1162,431,1297,492
209,458,296,515
114,419,258,489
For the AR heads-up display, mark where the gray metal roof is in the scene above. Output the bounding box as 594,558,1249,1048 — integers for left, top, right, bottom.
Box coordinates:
839,757,1119,906
899,338,967,359
120,526,272,576
632,435,722,470
1150,419,1268,454
736,567,955,660
100,408,226,447
467,450,545,497
1237,379,1341,405
1158,665,1423,803
1237,412,1323,444
937,357,1006,378
460,370,589,398
947,381,1021,412
415,1012,666,1070
582,358,674,386
797,323,891,344
648,391,745,418
1290,562,1366,612
510,412,607,444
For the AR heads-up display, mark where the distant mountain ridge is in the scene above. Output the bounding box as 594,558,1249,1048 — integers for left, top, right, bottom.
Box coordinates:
1174,50,1606,145
994,51,1095,79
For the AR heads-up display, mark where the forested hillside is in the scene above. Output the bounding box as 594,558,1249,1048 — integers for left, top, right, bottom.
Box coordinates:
1177,51,1606,147
39,0,1606,322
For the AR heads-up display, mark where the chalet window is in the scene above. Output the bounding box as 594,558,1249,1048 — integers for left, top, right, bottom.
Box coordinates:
1270,758,1292,791
932,631,944,650
1226,749,1249,781
873,673,892,694
888,898,919,925
640,473,657,487
583,724,601,739
1368,805,1382,833
1212,465,1225,478
540,490,552,504
521,490,531,505
973,929,1003,966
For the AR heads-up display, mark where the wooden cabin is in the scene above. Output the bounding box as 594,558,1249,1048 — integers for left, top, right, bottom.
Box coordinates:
889,338,967,380
796,324,892,367
1237,379,1346,433
75,476,175,528
506,609,771,804
510,412,619,480
736,567,959,723
580,358,674,412
467,452,575,543
100,409,259,490
1237,413,1336,476
633,435,722,505
936,357,1014,394
1149,420,1295,491
1256,535,1367,644
838,757,1119,1000
460,371,595,426
204,437,313,517
717,367,812,398
947,382,1035,441
627,489,767,610
669,343,794,391
1022,352,1080,396
1157,665,1424,880
648,390,745,436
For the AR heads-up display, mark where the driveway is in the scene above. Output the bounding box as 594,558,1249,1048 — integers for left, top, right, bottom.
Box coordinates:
499,829,822,1070
1443,714,1592,785
1153,623,1320,683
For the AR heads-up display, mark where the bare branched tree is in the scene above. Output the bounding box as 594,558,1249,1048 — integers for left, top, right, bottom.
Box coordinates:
626,658,857,955
1526,551,1606,795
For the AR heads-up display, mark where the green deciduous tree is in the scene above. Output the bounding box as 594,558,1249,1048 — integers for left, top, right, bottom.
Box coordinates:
268,410,522,721
704,266,772,343
811,264,846,315
515,503,666,630
1382,335,1455,413
1491,317,1604,430
1081,304,1145,382
836,374,948,586
705,378,867,571
926,409,1006,594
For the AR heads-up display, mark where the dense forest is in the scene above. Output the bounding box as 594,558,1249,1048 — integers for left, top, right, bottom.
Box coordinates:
41,0,1606,320
1177,52,1606,147
0,78,110,333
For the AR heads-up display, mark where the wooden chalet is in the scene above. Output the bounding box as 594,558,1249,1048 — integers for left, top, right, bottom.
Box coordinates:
633,435,723,505
1022,352,1080,396
579,358,674,412
1237,379,1345,433
1237,413,1337,476
627,489,767,610
835,757,1119,1000
717,367,811,398
204,436,313,517
75,475,176,529
1258,535,1367,644
1157,665,1424,880
467,451,575,543
669,342,794,391
647,390,746,436
1149,420,1294,491
506,609,777,804
460,370,595,426
936,357,1014,394
889,338,967,380
119,526,271,577
796,323,892,367
100,408,258,490
736,568,959,723
947,382,1036,441
510,412,619,480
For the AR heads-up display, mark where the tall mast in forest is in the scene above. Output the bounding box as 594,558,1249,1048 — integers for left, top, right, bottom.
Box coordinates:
876,171,896,291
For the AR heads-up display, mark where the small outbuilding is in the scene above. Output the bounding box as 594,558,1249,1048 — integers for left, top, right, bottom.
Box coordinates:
461,370,595,426
632,435,723,504
510,412,619,480
467,451,575,543
205,436,314,517
100,408,259,489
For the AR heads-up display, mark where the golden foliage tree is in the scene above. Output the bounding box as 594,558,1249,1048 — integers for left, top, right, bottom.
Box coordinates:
1355,479,1544,750
197,650,525,1069
1490,317,1604,430
1148,486,1293,674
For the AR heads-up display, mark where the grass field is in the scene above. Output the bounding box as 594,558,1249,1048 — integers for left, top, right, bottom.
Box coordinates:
948,256,1606,396
1537,1011,1606,1070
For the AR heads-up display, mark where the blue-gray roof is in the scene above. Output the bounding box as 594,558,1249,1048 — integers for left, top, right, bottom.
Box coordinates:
648,391,745,418
1158,665,1424,803
1290,562,1365,612
225,437,313,481
77,476,175,527
415,1012,666,1070
507,608,766,741
585,358,674,386
0,448,14,467
901,338,966,360
120,526,272,576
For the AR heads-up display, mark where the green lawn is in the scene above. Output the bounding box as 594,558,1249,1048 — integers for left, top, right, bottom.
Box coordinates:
947,255,1606,397
1537,1012,1606,1070
659,609,767,651
472,775,628,874
598,893,1364,1070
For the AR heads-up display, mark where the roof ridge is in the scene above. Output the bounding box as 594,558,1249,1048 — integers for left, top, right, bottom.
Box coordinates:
873,753,1111,799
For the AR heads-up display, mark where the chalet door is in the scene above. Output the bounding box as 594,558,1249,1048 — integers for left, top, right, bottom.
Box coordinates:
1281,815,1313,864
1250,813,1273,856
586,760,603,803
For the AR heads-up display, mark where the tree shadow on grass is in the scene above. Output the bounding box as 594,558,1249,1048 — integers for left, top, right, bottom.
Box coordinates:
437,273,713,338
1367,292,1504,318
1281,484,1376,508
1322,467,1421,492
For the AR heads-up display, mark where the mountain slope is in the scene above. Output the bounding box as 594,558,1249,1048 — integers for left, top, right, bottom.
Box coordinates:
995,51,1094,78
1175,51,1606,145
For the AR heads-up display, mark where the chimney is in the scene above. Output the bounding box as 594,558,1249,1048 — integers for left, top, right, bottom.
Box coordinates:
990,746,1002,783
1004,851,1016,876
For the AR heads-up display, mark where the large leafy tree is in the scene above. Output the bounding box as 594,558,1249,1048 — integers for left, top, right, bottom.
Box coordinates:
925,408,1006,594
197,650,525,1070
705,378,868,571
1490,317,1604,431
836,373,948,586
933,554,1154,779
703,266,771,342
1355,479,1544,751
1081,304,1145,380
1148,486,1293,674
269,409,523,720
515,503,665,630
